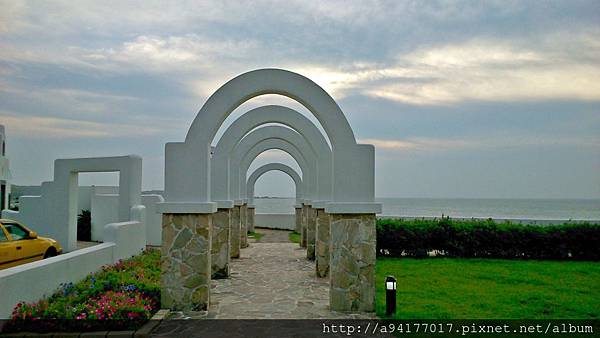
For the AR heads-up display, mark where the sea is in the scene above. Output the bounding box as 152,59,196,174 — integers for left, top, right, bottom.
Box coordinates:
254,197,600,221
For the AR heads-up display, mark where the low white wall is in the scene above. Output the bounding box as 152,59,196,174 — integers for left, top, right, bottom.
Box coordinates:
90,193,119,241
255,213,295,230
0,243,116,319
90,193,163,246
104,204,146,261
142,194,164,246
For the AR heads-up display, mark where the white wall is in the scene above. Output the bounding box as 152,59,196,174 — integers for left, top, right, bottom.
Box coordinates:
254,213,295,230
90,193,119,241
142,194,164,246
89,193,163,246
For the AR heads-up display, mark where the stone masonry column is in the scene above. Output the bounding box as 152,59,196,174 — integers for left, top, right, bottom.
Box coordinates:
247,206,255,233
329,213,376,312
306,206,317,260
161,213,212,311
301,204,308,248
211,208,231,279
240,204,249,248
315,208,330,278
230,206,241,258
294,205,302,234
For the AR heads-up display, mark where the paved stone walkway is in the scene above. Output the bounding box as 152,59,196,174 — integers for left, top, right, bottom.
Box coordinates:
208,229,372,319
165,229,373,320
252,227,293,243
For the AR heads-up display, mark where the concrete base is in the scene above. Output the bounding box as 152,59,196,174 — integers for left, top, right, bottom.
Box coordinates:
211,208,231,279
315,208,330,278
329,213,376,313
240,204,249,248
306,206,316,260
161,213,212,311
230,206,241,258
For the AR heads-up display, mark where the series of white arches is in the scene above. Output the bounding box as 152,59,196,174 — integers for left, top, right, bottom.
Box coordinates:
159,68,380,314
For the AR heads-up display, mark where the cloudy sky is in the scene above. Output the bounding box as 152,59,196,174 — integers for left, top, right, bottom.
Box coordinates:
1,0,599,199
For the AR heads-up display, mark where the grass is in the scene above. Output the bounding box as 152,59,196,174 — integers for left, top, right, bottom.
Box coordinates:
376,257,600,319
288,231,300,243
247,231,264,241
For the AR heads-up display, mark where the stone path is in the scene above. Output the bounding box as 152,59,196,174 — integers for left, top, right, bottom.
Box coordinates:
252,227,292,243
166,228,373,320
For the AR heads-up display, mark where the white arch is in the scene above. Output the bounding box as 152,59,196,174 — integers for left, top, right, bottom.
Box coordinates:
247,163,302,206
239,139,312,205
211,105,331,207
162,68,379,214
230,126,317,203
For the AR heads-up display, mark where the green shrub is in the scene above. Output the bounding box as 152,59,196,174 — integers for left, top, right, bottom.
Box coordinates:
77,210,91,241
377,218,600,260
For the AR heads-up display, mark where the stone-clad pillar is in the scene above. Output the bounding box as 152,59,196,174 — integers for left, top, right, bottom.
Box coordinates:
230,206,241,258
211,208,231,279
300,204,308,248
161,213,212,311
315,208,330,278
247,206,255,233
329,213,376,312
306,206,317,260
294,206,302,233
240,204,249,248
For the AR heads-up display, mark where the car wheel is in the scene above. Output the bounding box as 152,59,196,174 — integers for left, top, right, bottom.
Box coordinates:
44,248,57,259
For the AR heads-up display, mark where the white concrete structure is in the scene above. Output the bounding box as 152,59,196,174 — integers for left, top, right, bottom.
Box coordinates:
2,155,143,252
160,68,380,214
254,214,295,230
211,105,332,207
0,125,12,211
247,163,303,206
90,190,164,245
160,68,381,313
231,125,317,204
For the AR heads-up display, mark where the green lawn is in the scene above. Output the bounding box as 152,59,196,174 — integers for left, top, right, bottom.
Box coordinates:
247,231,264,241
376,258,600,319
288,231,301,244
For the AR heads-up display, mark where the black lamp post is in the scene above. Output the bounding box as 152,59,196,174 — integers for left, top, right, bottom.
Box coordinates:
385,275,397,315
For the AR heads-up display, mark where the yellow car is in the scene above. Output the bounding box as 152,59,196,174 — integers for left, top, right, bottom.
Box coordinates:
0,219,63,270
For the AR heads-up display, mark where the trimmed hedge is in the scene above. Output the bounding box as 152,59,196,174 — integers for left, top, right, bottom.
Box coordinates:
376,218,600,260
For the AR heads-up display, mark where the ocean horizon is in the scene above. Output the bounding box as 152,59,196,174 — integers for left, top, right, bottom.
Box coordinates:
253,197,600,221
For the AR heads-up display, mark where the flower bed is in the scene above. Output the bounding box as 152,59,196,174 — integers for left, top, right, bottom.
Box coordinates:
5,249,160,332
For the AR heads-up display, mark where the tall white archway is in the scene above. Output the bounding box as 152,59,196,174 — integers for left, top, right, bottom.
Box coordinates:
211,105,332,207
230,126,317,203
247,163,302,206
161,68,379,214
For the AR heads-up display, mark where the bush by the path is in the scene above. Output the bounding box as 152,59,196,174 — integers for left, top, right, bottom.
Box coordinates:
377,217,600,260
6,249,160,332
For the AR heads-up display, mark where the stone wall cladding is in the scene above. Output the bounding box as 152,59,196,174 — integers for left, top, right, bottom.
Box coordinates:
211,208,231,279
329,213,376,313
240,204,249,248
247,207,255,233
161,213,212,311
306,206,317,260
315,208,330,278
230,206,241,258
295,207,302,234
301,205,308,248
